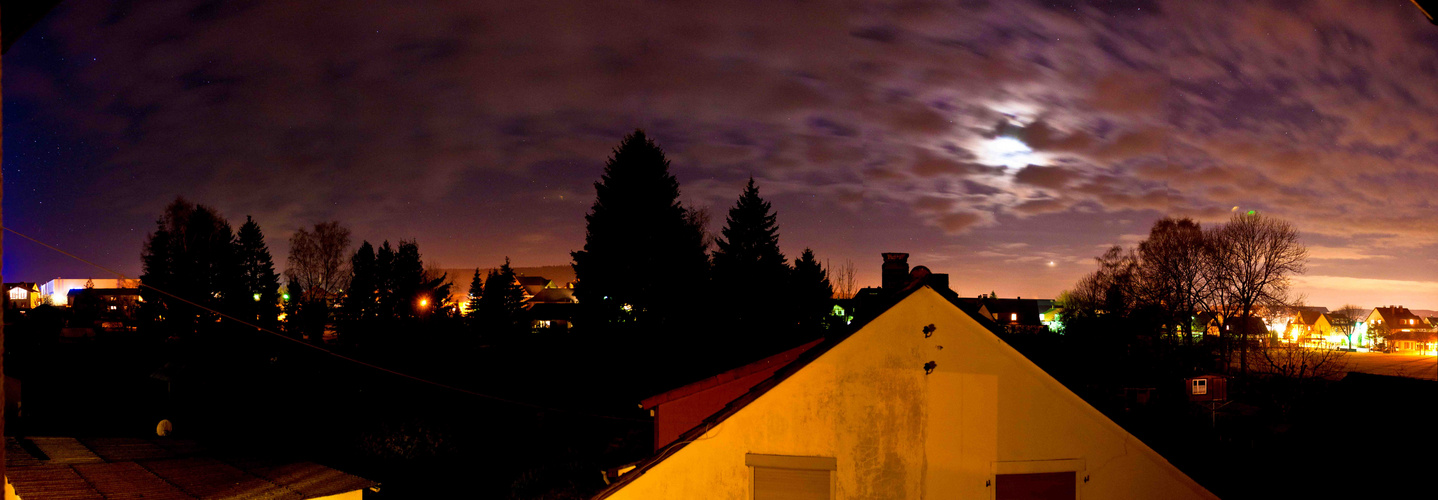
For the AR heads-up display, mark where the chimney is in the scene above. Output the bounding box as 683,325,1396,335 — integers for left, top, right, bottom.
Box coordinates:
881,253,910,291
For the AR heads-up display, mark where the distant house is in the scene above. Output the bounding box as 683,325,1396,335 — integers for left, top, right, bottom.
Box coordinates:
4,436,374,500
594,286,1216,500
5,282,40,310
954,296,1045,333
850,253,1052,334
516,275,553,301
1041,305,1063,332
1284,310,1332,347
68,288,144,332
525,286,579,331
38,278,137,306
1197,313,1267,339
1361,305,1432,352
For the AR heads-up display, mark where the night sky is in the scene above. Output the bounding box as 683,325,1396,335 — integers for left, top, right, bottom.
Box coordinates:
6,0,1438,309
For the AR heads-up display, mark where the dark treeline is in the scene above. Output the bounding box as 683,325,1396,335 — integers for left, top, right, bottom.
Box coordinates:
1028,213,1388,500
571,131,839,371
111,129,845,498
1058,212,1309,380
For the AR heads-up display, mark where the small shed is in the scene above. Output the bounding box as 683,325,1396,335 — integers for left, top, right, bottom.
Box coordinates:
1185,374,1227,402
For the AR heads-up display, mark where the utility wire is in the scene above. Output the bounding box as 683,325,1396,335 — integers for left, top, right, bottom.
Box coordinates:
2,225,651,423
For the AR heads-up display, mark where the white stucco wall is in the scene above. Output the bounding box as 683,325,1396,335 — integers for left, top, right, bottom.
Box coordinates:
604,287,1216,500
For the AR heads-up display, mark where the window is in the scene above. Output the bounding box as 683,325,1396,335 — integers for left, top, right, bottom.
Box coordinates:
1192,379,1207,395
997,472,1076,500
1010,313,1018,321
8,288,27,300
747,454,834,500
993,459,1083,500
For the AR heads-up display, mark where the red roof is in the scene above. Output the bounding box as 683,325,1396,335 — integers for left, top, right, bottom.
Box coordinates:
640,339,823,409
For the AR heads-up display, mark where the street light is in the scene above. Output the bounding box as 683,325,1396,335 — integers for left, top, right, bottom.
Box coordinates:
252,293,261,302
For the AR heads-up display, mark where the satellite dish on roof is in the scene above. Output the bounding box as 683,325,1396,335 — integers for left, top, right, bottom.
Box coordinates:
156,419,174,436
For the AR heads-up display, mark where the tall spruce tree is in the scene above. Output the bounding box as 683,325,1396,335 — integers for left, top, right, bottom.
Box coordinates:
375,241,397,319
711,178,790,333
344,241,379,322
236,216,281,329
791,248,835,336
466,269,484,322
571,130,710,325
387,240,449,320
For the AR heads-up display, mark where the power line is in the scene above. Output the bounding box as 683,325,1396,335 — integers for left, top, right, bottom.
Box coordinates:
2,225,651,423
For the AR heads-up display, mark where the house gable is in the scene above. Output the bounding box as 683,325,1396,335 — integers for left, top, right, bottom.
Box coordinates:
597,287,1214,500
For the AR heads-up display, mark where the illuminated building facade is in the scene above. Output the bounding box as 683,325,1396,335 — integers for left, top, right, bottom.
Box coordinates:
596,286,1216,500
37,278,136,306
4,283,40,310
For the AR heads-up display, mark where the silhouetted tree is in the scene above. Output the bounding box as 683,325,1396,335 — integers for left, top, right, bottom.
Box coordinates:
286,221,352,303
236,216,281,329
571,130,710,326
829,259,858,300
466,269,484,324
479,258,527,336
1137,217,1211,346
390,240,450,320
375,241,397,319
286,221,351,343
712,178,791,336
1330,304,1365,349
345,241,380,322
139,197,244,335
791,248,835,336
1208,212,1307,377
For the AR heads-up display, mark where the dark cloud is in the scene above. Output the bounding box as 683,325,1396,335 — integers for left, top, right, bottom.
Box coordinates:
1013,165,1081,190
9,0,1438,308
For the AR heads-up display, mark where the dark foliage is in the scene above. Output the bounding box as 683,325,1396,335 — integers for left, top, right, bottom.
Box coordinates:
236,216,282,330
478,258,527,338
571,130,710,326
790,248,835,338
139,197,245,335
712,177,792,337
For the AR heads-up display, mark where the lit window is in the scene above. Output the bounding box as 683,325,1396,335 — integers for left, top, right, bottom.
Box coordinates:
1192,379,1207,395
8,288,27,300
747,454,834,500
1010,313,1018,321
109,305,117,310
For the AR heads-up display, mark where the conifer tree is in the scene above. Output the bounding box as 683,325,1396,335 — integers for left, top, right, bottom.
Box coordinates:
571,130,709,325
479,258,527,335
711,178,790,333
791,248,834,335
375,241,397,319
236,216,281,328
344,241,379,322
466,269,484,321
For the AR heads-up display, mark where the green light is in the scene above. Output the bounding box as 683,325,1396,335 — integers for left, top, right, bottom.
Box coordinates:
1247,210,1256,215
253,293,262,301
282,293,290,301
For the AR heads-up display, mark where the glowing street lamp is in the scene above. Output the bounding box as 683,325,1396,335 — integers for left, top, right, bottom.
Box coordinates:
253,293,262,302
418,297,430,309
